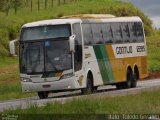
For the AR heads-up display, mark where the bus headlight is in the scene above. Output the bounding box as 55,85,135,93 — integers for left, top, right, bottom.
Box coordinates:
20,77,32,82
60,73,74,79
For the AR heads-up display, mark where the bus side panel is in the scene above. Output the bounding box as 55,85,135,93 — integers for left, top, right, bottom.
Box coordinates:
108,42,148,83
105,45,126,83
83,46,104,86
93,45,115,84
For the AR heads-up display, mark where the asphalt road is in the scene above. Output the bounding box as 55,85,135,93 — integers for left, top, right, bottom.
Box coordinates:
0,79,160,112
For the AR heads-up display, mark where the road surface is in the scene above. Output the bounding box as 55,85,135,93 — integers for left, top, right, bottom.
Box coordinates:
0,79,160,112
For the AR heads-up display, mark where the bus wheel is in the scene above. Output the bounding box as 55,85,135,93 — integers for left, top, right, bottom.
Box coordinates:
131,71,138,88
93,86,98,93
81,73,93,95
124,70,133,89
116,83,124,89
38,92,48,99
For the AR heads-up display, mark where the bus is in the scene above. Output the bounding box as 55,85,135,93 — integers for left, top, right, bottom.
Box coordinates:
19,14,148,99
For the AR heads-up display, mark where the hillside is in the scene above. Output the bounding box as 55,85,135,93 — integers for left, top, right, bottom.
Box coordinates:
0,0,153,56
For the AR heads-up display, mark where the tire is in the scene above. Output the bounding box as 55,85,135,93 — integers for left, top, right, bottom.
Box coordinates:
38,92,48,99
93,86,98,93
116,83,125,89
131,72,138,88
124,70,133,89
81,74,93,95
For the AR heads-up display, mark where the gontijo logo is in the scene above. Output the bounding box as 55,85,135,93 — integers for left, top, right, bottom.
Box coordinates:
112,43,147,58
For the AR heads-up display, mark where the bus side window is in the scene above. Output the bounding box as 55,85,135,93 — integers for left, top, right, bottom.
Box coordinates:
82,24,93,45
73,23,82,71
121,22,130,43
128,22,138,43
111,23,123,43
101,23,113,44
136,22,144,42
91,23,104,44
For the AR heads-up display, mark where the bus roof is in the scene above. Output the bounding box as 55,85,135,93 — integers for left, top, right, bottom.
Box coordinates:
22,15,142,28
22,19,81,28
61,14,116,18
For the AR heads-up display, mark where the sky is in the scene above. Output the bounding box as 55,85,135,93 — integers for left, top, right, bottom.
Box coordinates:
125,0,160,28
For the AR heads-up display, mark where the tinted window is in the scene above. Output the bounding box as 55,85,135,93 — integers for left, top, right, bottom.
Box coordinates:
82,24,93,45
73,23,82,71
73,23,82,45
21,25,71,41
129,22,138,42
111,23,123,43
136,22,144,42
101,23,113,43
91,24,104,44
121,23,130,43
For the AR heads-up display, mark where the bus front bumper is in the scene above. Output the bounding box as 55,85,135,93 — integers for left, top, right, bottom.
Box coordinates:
21,77,80,93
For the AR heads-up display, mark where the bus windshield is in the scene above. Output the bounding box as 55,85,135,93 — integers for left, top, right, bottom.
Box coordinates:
21,24,71,41
20,25,72,74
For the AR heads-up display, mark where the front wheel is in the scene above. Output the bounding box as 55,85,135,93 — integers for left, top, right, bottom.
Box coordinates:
38,92,49,99
81,74,93,95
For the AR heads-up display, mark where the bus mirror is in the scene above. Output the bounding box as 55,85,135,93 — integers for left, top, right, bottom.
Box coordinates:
69,35,76,52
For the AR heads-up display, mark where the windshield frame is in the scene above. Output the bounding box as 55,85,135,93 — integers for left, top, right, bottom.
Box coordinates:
19,38,72,75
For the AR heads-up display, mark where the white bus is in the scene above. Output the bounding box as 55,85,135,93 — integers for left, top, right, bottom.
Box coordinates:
19,14,148,99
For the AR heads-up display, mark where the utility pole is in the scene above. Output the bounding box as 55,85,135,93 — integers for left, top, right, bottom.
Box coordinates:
45,0,47,9
14,0,17,14
58,0,60,6
52,0,53,8
38,0,40,11
6,0,9,16
31,0,33,12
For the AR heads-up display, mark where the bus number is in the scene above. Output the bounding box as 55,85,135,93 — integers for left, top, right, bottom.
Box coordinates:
137,46,145,52
116,46,133,55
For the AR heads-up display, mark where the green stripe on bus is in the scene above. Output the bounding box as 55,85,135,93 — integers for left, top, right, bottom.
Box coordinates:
93,45,109,83
100,45,115,83
93,45,114,84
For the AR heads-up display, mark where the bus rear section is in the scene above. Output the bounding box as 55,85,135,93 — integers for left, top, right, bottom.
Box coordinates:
81,17,148,91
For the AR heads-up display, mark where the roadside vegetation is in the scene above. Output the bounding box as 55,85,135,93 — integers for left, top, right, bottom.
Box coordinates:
147,34,160,72
2,89,160,117
0,57,35,101
0,0,153,56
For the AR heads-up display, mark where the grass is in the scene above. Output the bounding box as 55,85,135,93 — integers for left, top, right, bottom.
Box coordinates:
2,89,160,117
0,57,35,101
146,35,160,72
0,57,18,67
0,0,153,56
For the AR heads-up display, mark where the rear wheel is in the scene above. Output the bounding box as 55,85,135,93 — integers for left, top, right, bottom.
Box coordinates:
124,69,134,89
38,92,48,99
116,83,125,89
131,72,138,88
116,69,134,89
81,74,93,95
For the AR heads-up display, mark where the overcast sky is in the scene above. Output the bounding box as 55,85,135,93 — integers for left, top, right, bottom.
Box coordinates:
125,0,160,28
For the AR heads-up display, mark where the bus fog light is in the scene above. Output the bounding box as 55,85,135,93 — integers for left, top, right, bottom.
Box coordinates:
21,77,32,82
